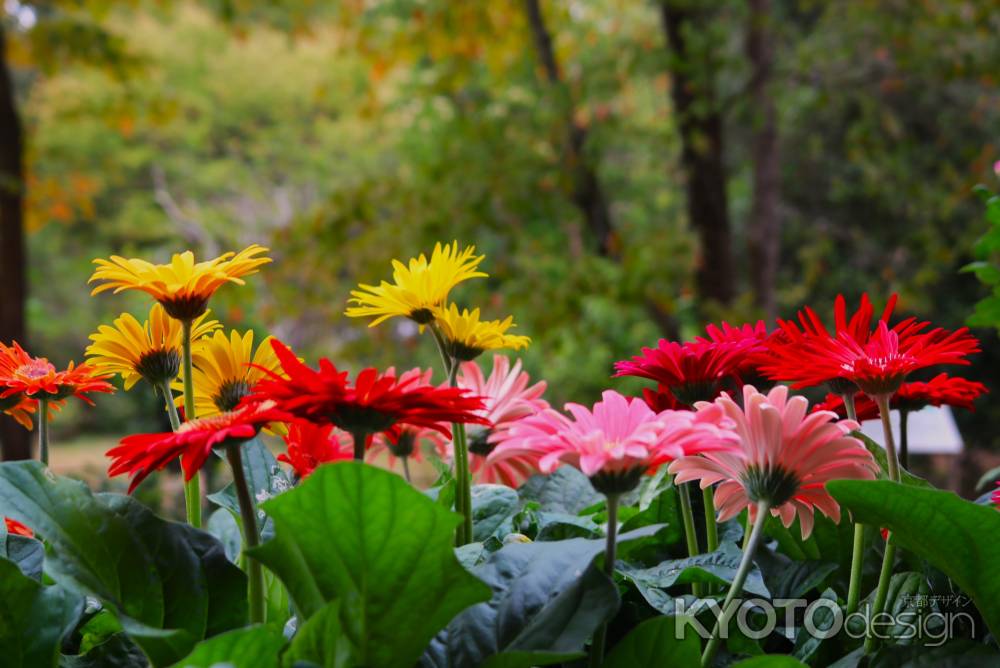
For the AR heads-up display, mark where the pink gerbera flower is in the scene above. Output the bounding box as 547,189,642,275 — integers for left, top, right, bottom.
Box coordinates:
492,389,738,495
454,355,549,487
669,385,878,538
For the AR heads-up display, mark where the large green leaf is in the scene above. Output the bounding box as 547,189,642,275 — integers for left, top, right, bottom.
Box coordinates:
601,615,700,668
618,482,682,546
61,634,149,668
0,462,248,666
0,556,84,667
170,626,287,668
249,461,491,668
731,657,808,667
433,527,658,668
2,530,44,580
827,480,1000,637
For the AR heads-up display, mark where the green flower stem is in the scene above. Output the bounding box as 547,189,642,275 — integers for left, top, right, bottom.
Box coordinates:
842,392,865,616
225,441,265,624
37,399,49,466
864,393,901,652
873,393,900,483
181,319,202,528
159,380,182,431
702,485,719,551
677,481,704,598
702,500,769,667
899,409,910,470
446,348,472,547
864,536,896,653
589,492,620,668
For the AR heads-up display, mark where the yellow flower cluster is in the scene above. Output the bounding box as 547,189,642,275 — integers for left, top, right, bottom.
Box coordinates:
345,241,529,360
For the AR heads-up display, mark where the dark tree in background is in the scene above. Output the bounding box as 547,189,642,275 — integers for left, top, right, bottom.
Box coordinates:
0,23,30,461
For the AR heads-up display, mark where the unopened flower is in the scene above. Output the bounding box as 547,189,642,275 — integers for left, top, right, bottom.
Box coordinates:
670,385,878,538
345,241,486,326
86,304,220,389
89,245,271,320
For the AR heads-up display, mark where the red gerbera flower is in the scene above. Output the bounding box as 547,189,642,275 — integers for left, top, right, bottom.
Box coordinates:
277,421,353,479
696,320,772,380
816,373,987,420
250,339,488,451
0,341,113,405
0,394,36,430
614,339,747,407
107,400,288,492
640,384,687,412
761,294,901,391
785,321,978,396
4,517,32,538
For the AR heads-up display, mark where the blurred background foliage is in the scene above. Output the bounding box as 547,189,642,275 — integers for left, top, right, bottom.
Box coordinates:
2,0,999,487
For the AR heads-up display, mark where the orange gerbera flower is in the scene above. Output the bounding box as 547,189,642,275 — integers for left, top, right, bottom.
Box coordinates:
0,394,37,430
89,245,271,320
0,341,114,405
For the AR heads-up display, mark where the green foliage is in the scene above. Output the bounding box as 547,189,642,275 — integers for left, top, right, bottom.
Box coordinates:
827,480,1000,637
601,615,700,668
963,185,1000,333
0,462,247,666
0,557,83,667
249,462,491,668
172,625,286,668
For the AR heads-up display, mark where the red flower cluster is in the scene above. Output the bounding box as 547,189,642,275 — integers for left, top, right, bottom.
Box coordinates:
250,339,488,443
615,321,769,408
815,373,988,420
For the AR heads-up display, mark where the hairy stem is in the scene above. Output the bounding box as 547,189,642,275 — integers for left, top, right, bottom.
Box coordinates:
899,409,909,470
702,501,769,666
589,493,620,668
225,442,265,624
181,319,202,527
864,536,896,653
873,393,900,482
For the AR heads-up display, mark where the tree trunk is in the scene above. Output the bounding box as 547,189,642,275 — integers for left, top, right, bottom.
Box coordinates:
659,1,735,305
524,0,679,337
523,0,616,257
745,0,780,318
0,24,31,461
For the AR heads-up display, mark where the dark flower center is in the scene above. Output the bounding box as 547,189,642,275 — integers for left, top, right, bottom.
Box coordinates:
389,430,417,458
213,379,253,412
741,464,801,507
161,295,210,321
670,381,722,407
135,349,181,385
409,308,436,324
447,340,484,362
589,466,646,496
467,427,495,456
826,377,858,396
332,405,397,436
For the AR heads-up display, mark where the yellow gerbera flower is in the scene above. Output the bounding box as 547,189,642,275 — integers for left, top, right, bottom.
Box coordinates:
173,329,284,417
86,305,221,390
89,245,272,320
345,241,487,327
434,304,530,361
